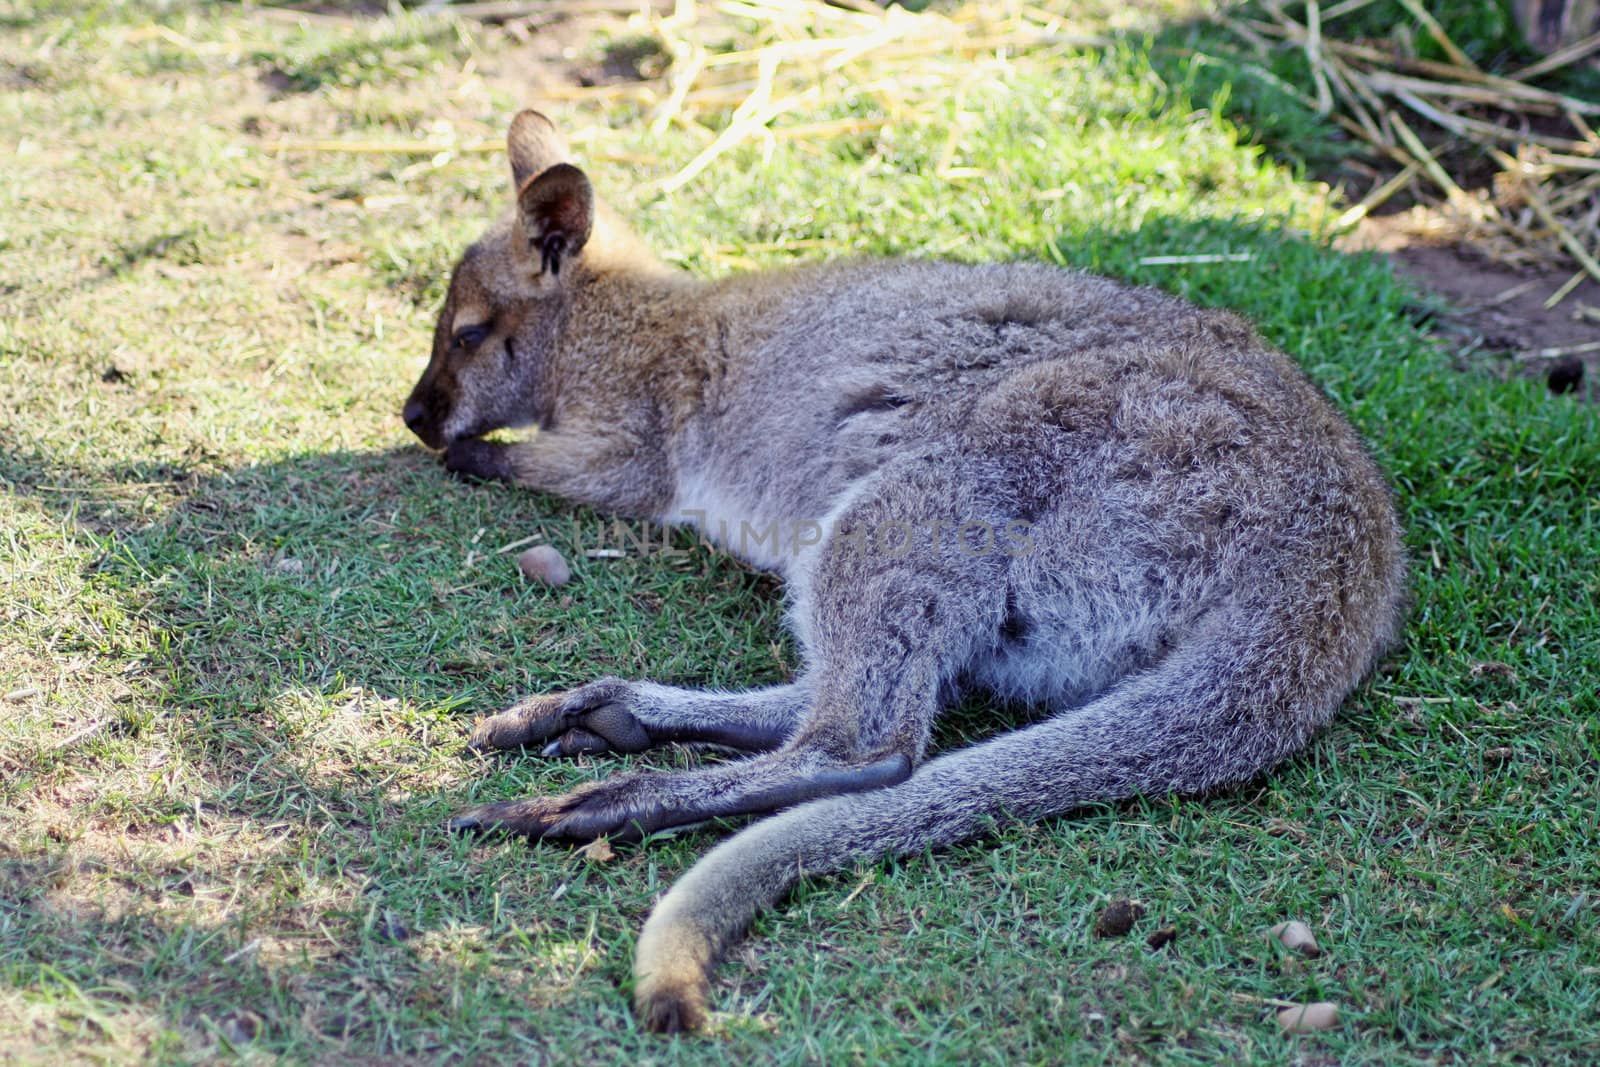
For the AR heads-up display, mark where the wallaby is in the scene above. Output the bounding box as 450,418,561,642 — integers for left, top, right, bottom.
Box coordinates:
403,110,1408,1033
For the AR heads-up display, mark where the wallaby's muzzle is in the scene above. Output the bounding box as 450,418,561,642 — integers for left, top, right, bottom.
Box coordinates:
401,387,448,450
401,398,427,437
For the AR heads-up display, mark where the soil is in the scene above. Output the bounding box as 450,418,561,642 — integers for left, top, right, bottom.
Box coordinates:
1339,213,1599,396
484,1,674,93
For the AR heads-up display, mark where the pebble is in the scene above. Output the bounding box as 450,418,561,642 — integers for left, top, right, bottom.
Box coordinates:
1267,920,1322,957
1276,1001,1339,1034
517,544,571,586
1547,355,1583,395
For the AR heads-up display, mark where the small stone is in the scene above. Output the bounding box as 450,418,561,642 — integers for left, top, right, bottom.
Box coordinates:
378,910,410,942
1267,920,1322,957
1469,661,1516,681
1092,898,1146,938
1276,1001,1338,1034
1547,355,1583,395
218,1009,264,1045
517,544,571,586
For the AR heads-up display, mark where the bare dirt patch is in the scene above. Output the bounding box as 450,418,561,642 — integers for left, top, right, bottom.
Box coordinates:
1342,212,1599,395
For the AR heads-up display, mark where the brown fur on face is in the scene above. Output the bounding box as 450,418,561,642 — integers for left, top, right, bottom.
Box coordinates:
410,111,1409,1035
403,236,547,449
402,111,669,455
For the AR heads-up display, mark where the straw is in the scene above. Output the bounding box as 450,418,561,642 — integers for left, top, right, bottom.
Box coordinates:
1221,1,1599,294
408,0,1596,286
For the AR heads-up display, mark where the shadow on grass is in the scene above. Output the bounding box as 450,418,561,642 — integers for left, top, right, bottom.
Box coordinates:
0,437,792,1058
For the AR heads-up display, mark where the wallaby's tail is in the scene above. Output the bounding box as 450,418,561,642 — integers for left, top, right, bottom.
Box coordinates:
631,629,1369,1032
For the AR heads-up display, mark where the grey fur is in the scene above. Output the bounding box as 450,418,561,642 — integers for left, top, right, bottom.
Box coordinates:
405,111,1408,1033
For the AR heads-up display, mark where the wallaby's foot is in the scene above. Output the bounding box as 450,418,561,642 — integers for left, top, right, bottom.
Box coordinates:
444,438,516,482
468,679,649,755
469,680,808,756
448,752,913,843
448,774,668,842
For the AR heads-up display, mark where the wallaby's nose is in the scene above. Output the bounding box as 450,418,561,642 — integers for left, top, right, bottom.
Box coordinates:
402,399,427,435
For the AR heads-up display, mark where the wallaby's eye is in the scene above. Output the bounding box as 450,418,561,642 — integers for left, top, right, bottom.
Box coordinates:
453,324,490,351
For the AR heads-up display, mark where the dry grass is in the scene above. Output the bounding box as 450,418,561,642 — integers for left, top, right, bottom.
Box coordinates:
1216,1,1600,305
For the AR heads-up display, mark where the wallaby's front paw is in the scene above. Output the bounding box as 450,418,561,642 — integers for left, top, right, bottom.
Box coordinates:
443,438,515,482
447,774,664,843
467,679,650,755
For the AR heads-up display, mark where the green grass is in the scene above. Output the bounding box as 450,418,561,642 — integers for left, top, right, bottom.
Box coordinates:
2,2,1597,1064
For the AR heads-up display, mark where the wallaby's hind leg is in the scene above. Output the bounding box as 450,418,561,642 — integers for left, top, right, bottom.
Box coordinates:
468,679,810,755
449,641,941,841
455,468,1009,843
450,556,978,841
448,748,912,842
631,611,1369,1032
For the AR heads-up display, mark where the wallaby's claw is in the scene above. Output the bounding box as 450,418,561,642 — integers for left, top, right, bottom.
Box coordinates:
468,680,650,756
446,797,578,840
445,811,498,836
540,728,613,757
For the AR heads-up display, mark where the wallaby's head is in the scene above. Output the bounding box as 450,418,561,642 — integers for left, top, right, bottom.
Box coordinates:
402,110,653,450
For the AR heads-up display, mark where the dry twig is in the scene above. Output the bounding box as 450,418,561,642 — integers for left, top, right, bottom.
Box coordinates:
1222,1,1600,299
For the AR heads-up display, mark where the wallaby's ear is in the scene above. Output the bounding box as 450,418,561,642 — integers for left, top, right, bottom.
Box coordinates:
507,110,570,189
517,163,594,277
